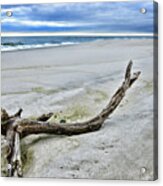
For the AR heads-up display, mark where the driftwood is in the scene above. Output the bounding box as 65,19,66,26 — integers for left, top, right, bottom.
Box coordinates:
1,61,141,177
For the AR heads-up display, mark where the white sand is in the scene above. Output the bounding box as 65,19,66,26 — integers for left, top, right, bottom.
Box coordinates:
1,39,156,180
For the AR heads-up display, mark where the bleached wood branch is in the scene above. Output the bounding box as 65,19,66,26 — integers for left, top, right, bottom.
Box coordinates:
1,61,141,177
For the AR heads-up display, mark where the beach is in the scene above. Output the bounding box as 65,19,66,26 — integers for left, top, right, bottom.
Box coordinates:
1,39,155,180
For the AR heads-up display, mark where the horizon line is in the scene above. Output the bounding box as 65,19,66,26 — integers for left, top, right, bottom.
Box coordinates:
1,32,156,37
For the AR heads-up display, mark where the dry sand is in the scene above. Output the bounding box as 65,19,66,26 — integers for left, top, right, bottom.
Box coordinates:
1,39,156,180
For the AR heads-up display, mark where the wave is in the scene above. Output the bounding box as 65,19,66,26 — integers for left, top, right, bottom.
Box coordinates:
1,35,155,52
1,42,79,52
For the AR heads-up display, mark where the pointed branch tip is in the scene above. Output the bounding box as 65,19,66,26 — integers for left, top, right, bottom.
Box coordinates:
125,61,133,80
14,108,23,118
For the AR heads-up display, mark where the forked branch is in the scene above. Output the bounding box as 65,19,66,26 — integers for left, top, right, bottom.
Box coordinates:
1,61,141,177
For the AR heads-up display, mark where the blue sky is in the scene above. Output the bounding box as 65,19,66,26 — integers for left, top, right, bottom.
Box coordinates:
1,1,156,34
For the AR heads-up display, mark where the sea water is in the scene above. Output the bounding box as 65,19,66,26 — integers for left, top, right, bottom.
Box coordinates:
1,36,154,52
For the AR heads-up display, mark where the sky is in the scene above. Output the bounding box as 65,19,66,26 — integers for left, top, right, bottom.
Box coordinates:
1,1,157,34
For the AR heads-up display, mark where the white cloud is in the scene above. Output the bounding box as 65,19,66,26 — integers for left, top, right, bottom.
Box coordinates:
1,18,94,27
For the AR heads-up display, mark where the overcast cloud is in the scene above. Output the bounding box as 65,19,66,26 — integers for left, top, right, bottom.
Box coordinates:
1,1,156,33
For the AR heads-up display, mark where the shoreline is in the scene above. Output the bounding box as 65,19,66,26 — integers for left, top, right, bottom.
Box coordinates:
1,37,157,53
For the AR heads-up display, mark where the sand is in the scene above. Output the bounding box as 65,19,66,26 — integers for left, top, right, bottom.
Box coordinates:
1,39,156,180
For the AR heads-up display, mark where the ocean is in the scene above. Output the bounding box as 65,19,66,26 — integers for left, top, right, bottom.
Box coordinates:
1,36,154,52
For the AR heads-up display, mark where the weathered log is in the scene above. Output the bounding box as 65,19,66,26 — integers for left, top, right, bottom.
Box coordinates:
6,131,22,177
1,61,141,177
